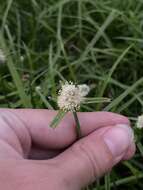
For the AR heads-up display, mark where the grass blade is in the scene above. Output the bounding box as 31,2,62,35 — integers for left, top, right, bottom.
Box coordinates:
104,77,143,111
84,97,111,104
50,110,67,128
35,87,53,109
1,0,13,32
75,9,117,66
0,35,32,107
96,45,133,110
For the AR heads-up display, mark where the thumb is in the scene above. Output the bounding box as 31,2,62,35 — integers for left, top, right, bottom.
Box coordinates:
55,124,134,189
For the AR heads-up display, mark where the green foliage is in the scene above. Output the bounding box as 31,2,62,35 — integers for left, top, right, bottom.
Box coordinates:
1,0,143,189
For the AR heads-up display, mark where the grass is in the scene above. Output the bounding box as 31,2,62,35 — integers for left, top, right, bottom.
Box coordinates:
0,0,143,189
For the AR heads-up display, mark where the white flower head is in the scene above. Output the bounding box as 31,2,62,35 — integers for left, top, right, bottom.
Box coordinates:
20,56,24,62
78,84,90,96
0,49,6,64
136,115,143,129
57,81,90,111
35,86,41,91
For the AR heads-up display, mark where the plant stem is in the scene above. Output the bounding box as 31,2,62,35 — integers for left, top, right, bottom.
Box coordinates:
105,173,111,190
73,111,82,139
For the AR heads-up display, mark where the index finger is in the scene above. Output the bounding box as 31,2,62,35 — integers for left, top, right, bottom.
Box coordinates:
0,109,129,149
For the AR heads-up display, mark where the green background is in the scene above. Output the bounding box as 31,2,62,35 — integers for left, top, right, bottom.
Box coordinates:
0,0,143,189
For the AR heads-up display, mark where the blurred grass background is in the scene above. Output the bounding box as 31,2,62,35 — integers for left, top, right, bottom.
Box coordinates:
0,0,143,189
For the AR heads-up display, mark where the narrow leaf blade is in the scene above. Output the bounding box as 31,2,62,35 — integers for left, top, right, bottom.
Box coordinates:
50,110,67,128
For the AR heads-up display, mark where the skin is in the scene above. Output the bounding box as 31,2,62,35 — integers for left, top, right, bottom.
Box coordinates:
0,109,135,190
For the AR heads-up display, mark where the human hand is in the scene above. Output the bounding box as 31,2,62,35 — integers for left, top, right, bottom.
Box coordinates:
0,109,135,190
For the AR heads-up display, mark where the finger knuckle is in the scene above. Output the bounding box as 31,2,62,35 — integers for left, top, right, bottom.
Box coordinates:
71,140,98,180
71,138,114,180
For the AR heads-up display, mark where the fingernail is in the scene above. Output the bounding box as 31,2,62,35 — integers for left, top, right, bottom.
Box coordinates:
103,124,134,160
116,124,134,143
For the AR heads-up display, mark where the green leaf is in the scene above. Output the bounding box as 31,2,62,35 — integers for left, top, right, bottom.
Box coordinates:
50,110,67,128
35,87,53,109
84,97,111,104
104,77,143,111
0,35,32,108
96,45,132,110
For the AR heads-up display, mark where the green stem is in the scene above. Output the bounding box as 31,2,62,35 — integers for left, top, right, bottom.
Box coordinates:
73,111,82,139
105,173,111,190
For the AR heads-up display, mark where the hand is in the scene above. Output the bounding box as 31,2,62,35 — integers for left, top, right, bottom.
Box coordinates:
0,109,135,190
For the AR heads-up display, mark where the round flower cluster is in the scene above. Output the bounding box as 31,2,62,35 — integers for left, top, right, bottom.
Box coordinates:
57,82,90,111
136,115,143,129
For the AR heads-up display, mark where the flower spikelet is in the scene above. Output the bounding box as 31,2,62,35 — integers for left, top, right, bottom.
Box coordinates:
57,82,90,111
136,115,143,129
